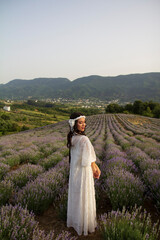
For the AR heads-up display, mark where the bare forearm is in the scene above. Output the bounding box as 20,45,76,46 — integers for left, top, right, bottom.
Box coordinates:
91,162,101,179
91,161,96,168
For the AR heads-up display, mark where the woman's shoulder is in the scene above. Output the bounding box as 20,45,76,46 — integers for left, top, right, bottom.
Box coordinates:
71,134,85,145
72,134,89,144
72,135,93,151
79,135,90,145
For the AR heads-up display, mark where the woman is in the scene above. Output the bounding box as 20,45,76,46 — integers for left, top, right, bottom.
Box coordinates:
67,112,101,236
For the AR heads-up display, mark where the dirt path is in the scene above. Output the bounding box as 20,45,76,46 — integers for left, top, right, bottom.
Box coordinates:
35,196,112,239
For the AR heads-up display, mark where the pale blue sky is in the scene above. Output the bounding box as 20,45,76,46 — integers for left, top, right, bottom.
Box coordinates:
0,0,160,84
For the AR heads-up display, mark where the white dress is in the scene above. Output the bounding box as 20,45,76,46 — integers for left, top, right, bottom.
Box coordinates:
67,134,97,236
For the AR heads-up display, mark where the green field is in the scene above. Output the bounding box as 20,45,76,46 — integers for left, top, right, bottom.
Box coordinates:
0,100,101,136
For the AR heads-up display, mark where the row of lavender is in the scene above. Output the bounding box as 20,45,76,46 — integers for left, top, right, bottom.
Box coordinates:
110,114,160,210
98,118,144,210
95,114,160,239
116,113,160,141
93,114,160,239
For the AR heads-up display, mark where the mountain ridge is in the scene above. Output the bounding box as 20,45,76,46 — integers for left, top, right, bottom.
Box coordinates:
0,72,160,103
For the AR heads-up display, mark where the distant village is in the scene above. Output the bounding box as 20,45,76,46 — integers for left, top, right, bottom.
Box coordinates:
31,97,124,107
1,98,131,113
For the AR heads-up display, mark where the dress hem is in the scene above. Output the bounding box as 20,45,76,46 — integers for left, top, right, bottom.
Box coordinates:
67,223,97,236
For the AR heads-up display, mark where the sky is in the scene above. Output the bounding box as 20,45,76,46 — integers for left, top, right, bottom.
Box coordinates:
0,0,160,84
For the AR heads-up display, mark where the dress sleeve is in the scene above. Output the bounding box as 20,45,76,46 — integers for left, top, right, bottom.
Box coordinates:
81,136,96,167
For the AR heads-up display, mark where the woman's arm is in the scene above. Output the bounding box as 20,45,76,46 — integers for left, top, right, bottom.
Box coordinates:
91,162,101,179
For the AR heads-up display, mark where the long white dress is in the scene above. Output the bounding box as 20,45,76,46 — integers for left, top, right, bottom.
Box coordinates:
67,134,97,236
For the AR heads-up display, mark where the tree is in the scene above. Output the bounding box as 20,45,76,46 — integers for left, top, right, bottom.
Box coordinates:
27,100,35,105
105,103,124,113
153,105,160,118
142,106,153,117
133,100,145,115
124,104,133,113
148,100,158,111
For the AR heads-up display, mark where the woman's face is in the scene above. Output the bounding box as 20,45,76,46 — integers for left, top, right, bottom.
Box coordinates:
77,117,86,132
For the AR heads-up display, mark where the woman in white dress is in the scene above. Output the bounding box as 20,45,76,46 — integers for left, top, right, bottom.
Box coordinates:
67,112,101,236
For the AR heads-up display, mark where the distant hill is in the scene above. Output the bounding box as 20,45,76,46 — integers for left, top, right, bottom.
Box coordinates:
0,78,70,100
0,73,160,103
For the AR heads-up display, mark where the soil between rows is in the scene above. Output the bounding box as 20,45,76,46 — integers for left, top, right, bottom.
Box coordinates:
35,194,160,239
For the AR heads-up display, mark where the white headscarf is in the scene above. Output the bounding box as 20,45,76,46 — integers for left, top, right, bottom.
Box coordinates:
68,115,86,132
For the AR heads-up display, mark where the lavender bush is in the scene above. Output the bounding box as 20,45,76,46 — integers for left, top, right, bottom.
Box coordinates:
4,163,44,188
32,229,77,240
0,180,13,206
99,205,160,240
14,158,69,214
105,143,127,160
139,158,159,173
104,156,137,174
0,204,77,240
60,147,69,157
126,146,150,168
18,148,42,164
104,168,145,210
143,169,160,209
2,154,21,167
32,229,55,240
0,204,38,240
38,153,63,170
55,184,68,221
0,162,10,180
54,231,78,240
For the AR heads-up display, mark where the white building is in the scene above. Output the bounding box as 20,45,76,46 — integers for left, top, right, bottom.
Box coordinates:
3,106,11,111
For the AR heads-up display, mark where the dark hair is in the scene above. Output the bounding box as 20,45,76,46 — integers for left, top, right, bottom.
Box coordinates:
67,112,86,164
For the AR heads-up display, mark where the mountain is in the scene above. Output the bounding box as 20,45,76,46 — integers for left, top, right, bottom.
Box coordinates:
0,73,160,102
0,78,70,99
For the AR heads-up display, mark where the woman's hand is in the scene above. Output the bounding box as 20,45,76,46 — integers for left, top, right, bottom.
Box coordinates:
91,162,101,179
94,164,101,179
95,164,101,178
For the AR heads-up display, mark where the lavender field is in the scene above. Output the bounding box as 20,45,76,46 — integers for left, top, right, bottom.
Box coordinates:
0,113,160,239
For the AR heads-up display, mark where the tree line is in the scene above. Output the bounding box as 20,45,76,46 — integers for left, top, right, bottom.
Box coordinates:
105,100,160,118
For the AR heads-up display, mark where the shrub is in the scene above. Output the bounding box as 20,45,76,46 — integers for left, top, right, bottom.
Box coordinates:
4,154,20,167
104,169,145,210
0,204,77,240
0,204,38,240
0,180,13,206
99,205,160,240
143,169,160,209
139,159,159,173
105,156,137,173
0,162,10,180
18,148,41,164
55,184,68,221
5,164,44,188
126,147,150,168
39,153,62,170
32,230,78,240
14,159,69,214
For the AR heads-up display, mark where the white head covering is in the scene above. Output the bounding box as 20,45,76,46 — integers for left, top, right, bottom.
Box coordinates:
68,115,86,132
